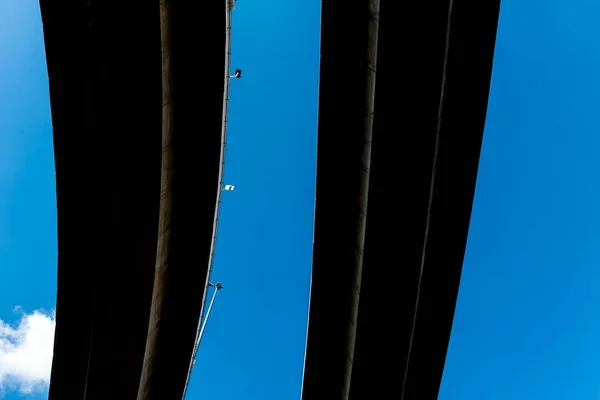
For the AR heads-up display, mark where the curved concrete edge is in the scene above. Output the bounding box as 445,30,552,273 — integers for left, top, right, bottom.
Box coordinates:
300,0,380,398
136,0,229,398
181,0,233,396
135,1,175,398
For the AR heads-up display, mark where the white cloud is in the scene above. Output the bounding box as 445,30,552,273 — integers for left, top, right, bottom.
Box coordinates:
0,309,55,396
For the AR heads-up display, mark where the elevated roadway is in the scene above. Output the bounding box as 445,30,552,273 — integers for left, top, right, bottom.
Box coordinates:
41,0,226,398
301,1,502,399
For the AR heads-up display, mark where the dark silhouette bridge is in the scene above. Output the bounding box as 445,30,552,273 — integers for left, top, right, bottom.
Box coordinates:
301,1,501,399
41,0,500,399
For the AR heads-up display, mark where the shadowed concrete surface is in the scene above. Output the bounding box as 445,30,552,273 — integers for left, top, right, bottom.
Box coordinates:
41,1,224,398
301,1,501,399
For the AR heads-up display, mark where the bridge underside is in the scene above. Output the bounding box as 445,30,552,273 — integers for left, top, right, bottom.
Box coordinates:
41,1,224,398
302,1,501,399
42,0,499,398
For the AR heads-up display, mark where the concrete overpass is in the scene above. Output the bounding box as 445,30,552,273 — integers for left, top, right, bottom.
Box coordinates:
42,0,227,398
301,1,501,399
41,0,500,399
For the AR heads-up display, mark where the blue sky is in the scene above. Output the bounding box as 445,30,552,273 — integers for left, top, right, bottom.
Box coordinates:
2,0,600,399
0,0,57,398
439,0,600,399
184,0,320,399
